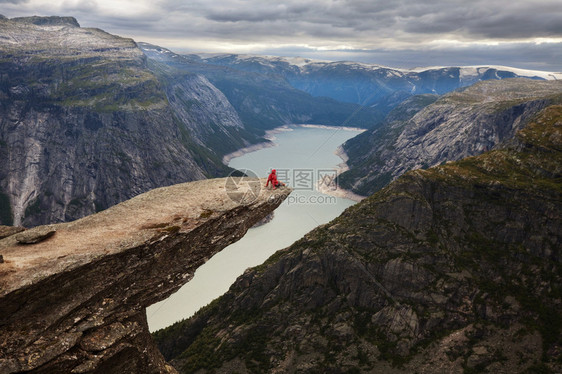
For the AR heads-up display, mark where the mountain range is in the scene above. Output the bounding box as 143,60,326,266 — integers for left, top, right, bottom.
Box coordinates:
190,52,561,108
339,79,562,196
139,43,384,132
2,15,560,227
1,14,562,374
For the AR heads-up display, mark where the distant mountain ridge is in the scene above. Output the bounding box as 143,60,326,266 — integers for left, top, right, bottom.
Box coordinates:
197,53,562,81
140,43,384,132
190,53,561,111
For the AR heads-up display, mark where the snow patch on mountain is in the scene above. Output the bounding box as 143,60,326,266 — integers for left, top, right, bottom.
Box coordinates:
411,65,561,80
199,53,561,81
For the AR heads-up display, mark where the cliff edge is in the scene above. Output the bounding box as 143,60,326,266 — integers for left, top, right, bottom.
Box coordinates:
0,178,290,373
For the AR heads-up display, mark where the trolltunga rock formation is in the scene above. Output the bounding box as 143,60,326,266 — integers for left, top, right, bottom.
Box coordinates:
0,178,290,373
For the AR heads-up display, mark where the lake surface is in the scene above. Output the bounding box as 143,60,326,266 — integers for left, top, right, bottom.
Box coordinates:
146,125,363,331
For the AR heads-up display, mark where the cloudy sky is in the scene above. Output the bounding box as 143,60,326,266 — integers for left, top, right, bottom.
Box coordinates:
2,0,561,71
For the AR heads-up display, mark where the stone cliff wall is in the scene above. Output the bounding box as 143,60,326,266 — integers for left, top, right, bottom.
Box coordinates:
0,16,236,227
0,178,290,373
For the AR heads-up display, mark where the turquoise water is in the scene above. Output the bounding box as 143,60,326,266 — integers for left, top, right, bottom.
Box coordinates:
147,125,363,331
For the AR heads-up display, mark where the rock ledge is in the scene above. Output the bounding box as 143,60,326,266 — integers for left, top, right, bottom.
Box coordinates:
0,178,290,373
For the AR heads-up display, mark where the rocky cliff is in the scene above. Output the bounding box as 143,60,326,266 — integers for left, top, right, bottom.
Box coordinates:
0,177,291,373
152,102,561,372
340,79,562,196
0,16,239,227
140,45,262,157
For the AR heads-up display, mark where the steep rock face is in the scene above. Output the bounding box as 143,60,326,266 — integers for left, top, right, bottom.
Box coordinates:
163,74,244,143
339,93,439,194
0,17,235,227
0,178,291,373
142,45,384,132
142,50,261,157
153,104,561,373
340,79,562,196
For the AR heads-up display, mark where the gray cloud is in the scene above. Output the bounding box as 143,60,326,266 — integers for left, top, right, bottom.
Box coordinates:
251,41,562,72
191,0,562,41
0,0,28,4
1,0,561,71
401,1,562,39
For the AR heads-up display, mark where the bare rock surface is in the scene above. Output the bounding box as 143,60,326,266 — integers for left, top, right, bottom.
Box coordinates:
0,16,239,227
340,79,562,196
14,225,56,244
0,178,290,373
0,226,25,240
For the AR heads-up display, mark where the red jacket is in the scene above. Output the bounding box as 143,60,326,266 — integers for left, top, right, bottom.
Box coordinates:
266,169,278,187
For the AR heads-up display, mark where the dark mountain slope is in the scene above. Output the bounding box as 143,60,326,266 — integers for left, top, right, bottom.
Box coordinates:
153,101,562,373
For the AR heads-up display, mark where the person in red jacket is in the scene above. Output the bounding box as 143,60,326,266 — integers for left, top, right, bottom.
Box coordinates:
265,169,285,190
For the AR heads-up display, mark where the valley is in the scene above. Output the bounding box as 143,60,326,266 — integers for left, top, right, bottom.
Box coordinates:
0,14,561,374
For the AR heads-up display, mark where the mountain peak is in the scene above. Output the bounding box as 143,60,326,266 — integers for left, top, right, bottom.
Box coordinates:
0,15,135,56
10,15,80,28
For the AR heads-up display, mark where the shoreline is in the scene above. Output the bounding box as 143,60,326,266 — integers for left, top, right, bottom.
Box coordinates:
335,145,350,173
222,127,291,165
317,145,366,202
316,182,366,203
222,140,275,165
297,123,367,133
224,124,367,202
222,124,364,166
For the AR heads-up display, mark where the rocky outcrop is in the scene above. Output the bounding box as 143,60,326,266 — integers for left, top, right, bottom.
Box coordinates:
0,178,291,373
340,79,562,196
0,16,239,227
152,103,561,373
0,226,24,240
